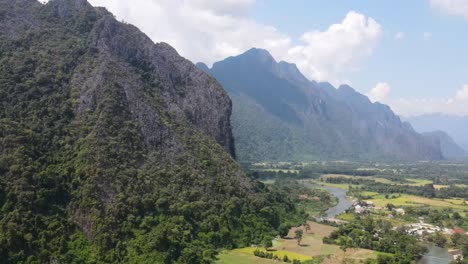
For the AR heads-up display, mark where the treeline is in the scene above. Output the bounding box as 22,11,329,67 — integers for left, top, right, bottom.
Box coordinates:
438,185,468,199
323,218,428,263
253,249,303,264
249,161,468,186
301,164,379,177
274,179,335,205
249,170,320,180
403,207,467,230
322,177,375,185
352,183,468,199
353,183,437,198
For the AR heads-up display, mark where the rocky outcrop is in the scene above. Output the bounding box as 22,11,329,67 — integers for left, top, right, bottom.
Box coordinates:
1,1,272,262
45,0,235,157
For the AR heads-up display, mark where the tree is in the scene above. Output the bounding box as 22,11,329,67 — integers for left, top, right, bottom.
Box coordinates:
262,237,273,251
304,222,311,233
451,233,462,247
295,229,303,246
433,232,447,248
452,212,461,220
340,244,348,253
279,224,290,238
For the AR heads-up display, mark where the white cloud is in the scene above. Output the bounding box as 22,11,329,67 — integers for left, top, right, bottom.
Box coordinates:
394,31,405,40
423,31,433,40
363,83,468,117
430,0,468,19
188,0,256,15
367,82,391,103
87,0,291,69
81,1,381,84
455,85,468,101
285,11,382,83
389,85,468,117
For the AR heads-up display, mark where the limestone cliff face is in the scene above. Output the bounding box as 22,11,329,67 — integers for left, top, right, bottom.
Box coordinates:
45,0,236,158
1,1,264,262
84,15,235,156
1,0,235,157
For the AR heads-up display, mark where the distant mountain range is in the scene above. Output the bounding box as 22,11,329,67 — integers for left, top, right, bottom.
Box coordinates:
197,48,444,162
407,114,468,152
422,131,468,160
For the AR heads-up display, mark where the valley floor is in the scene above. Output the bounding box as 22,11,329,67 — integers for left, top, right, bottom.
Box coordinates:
219,161,468,263
217,222,382,264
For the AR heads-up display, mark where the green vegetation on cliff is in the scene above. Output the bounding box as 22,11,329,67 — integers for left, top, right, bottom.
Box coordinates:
0,1,305,263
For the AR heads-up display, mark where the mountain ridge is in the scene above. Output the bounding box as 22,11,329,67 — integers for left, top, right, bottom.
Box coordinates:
198,47,443,162
406,113,468,152
422,130,468,160
0,1,301,262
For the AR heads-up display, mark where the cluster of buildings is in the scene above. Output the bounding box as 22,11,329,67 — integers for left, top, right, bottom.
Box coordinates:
403,221,467,237
353,200,374,214
346,199,467,261
402,222,466,261
353,200,405,218
403,222,451,236
352,200,406,219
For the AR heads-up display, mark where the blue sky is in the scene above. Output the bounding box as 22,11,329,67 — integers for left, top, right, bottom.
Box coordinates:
253,0,468,99
81,0,468,116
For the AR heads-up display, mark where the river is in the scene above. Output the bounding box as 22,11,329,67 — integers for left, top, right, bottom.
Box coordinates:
417,244,452,264
302,181,452,263
323,186,353,218
300,181,352,218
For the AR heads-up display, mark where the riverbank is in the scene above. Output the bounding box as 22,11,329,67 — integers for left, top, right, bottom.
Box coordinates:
417,243,452,264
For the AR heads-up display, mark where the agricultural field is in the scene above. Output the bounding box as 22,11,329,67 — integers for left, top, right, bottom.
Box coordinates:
320,174,395,184
216,222,382,264
316,176,466,207
363,193,466,210
242,161,468,263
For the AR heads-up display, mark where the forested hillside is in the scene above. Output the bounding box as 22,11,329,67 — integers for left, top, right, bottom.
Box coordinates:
199,48,443,162
0,0,303,263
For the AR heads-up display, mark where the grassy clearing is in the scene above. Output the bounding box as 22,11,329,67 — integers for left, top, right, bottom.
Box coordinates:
237,247,312,261
217,250,277,264
321,174,393,183
431,184,468,190
298,202,331,217
405,178,433,186
366,194,467,211
260,179,276,185
217,222,383,264
216,222,332,263
311,180,353,190
360,191,379,196
336,213,355,222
